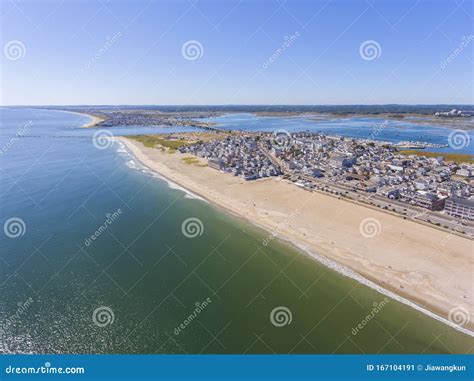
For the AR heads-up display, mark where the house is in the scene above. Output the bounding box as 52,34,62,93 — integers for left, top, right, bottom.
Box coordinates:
445,197,474,220
415,192,445,211
329,156,355,168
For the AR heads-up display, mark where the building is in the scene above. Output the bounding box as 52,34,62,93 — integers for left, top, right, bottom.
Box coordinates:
312,168,324,178
444,197,474,220
208,159,223,170
388,164,404,172
414,180,428,190
377,186,400,199
456,168,473,178
413,192,445,211
435,109,474,117
400,190,445,210
329,156,354,168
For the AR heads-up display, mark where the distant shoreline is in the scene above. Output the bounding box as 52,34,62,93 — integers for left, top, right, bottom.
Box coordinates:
6,107,473,130
34,109,105,128
116,136,474,338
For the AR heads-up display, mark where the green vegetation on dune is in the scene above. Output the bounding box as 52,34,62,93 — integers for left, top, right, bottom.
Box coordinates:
128,135,189,149
399,150,473,163
181,157,200,165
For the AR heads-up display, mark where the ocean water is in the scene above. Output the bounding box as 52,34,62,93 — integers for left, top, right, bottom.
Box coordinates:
0,108,472,354
205,113,474,155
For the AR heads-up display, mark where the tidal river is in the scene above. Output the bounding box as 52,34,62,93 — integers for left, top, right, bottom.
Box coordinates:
0,108,472,353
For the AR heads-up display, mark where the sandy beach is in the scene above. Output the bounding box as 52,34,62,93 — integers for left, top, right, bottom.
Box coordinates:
117,137,474,335
82,114,104,128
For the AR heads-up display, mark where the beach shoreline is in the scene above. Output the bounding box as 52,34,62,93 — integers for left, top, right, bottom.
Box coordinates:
43,109,105,128
116,136,474,337
81,114,104,128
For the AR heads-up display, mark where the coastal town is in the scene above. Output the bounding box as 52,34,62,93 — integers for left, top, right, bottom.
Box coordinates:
5,0,474,365
179,131,474,236
62,108,221,129
434,108,474,118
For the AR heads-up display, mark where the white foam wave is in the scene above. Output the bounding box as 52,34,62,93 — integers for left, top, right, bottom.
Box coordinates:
117,139,472,337
151,172,207,202
119,140,207,203
116,147,127,154
284,238,474,337
115,140,129,155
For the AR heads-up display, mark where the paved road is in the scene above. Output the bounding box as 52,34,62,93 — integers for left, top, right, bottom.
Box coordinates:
258,141,473,238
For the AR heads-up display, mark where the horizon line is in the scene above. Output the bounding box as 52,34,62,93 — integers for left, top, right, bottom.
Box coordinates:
1,103,474,108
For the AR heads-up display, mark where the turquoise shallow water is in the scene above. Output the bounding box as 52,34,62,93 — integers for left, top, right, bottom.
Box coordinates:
0,108,472,354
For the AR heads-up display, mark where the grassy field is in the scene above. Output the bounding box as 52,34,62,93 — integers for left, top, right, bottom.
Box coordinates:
399,150,473,163
181,157,200,165
128,135,190,149
181,157,206,166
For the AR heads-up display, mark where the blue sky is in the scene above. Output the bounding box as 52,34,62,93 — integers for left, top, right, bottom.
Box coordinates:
1,0,472,105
